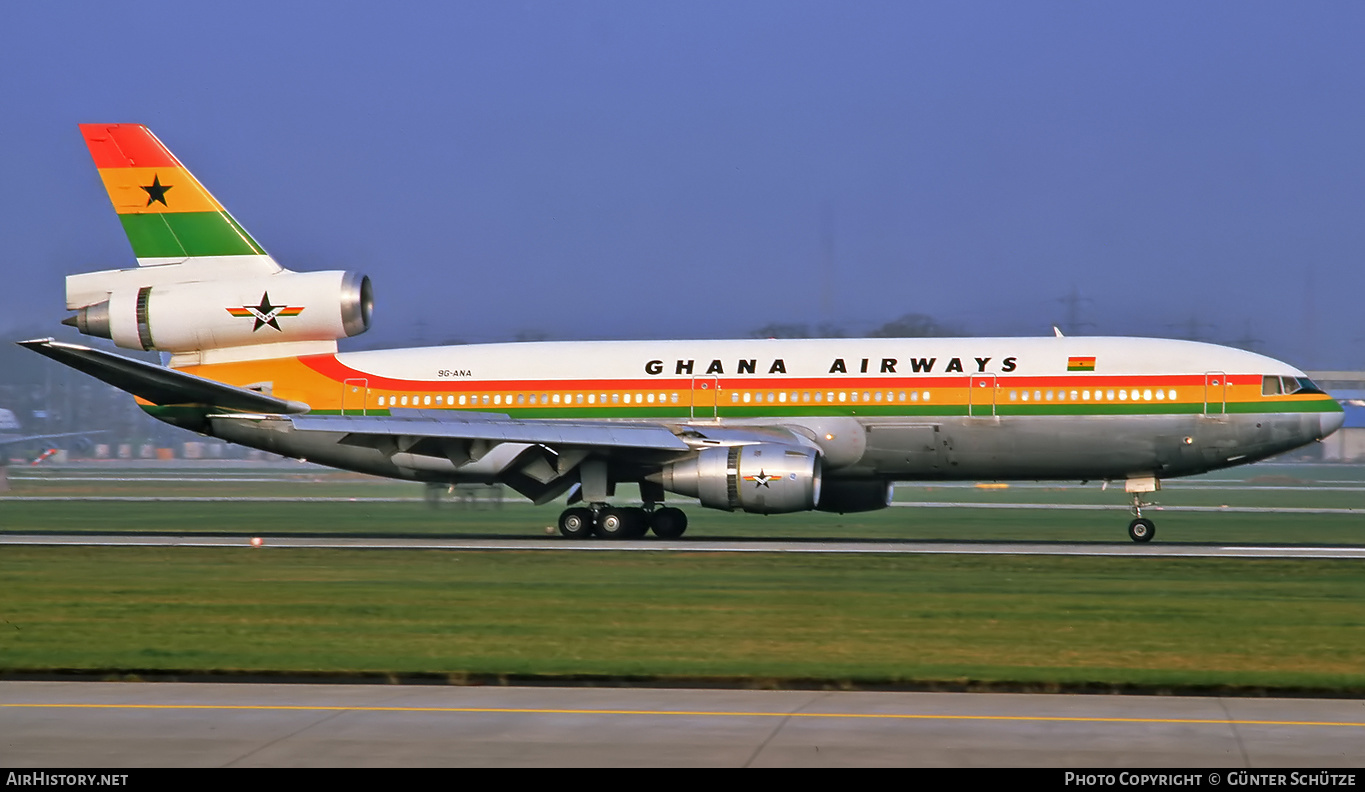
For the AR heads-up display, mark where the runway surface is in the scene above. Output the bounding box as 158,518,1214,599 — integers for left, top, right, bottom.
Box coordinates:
5,533,1365,558
4,681,1363,767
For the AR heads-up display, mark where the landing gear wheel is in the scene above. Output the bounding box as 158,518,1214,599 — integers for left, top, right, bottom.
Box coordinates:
558,507,595,539
623,507,650,538
1128,518,1155,543
595,508,634,539
650,507,688,539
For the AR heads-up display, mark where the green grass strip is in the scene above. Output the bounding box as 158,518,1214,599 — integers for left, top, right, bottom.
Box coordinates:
3,547,1365,691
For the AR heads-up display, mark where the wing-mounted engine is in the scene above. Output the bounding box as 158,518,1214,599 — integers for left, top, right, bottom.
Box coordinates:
657,443,822,514
64,269,372,355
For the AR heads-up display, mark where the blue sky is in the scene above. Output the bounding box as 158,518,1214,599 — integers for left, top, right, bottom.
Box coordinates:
4,1,1364,368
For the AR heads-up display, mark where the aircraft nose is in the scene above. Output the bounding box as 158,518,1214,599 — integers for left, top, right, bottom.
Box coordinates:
1319,407,1345,439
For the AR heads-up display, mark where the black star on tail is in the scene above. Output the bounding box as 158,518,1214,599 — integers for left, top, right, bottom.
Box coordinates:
140,174,172,207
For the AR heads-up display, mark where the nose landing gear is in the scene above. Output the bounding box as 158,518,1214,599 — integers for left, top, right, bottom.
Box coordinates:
1127,516,1155,543
1125,475,1160,543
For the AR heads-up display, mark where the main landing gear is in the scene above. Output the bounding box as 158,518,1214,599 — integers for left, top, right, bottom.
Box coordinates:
557,505,688,540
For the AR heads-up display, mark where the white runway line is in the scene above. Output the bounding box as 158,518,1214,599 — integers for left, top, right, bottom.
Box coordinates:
5,534,1365,559
891,502,1360,514
0,496,1357,514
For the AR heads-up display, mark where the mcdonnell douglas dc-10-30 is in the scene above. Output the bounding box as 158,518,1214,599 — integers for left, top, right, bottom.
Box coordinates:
25,124,1345,542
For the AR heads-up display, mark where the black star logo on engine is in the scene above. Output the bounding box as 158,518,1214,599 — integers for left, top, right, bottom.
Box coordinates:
140,174,172,207
227,292,305,331
744,470,778,489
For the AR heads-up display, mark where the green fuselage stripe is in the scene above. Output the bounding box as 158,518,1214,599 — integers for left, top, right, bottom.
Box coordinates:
119,212,265,258
229,399,1335,420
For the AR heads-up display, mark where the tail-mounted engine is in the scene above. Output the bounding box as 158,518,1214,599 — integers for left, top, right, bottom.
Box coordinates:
64,270,372,353
657,443,822,514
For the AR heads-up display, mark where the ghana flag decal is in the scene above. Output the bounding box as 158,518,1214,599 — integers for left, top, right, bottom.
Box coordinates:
1067,356,1097,371
79,124,267,263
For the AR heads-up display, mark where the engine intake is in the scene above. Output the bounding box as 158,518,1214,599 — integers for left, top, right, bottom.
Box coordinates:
65,271,371,353
659,443,822,514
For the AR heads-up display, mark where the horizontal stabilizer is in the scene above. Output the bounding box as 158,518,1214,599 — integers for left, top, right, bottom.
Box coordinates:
18,339,309,414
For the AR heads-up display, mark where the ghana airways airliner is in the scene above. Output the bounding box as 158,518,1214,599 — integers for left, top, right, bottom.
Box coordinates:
25,124,1345,542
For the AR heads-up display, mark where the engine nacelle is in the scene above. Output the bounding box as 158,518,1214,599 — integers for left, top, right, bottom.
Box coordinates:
659,443,822,514
66,271,372,353
815,479,893,513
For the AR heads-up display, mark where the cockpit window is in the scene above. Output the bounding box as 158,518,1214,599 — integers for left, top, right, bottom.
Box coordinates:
1271,376,1326,396
1293,377,1326,395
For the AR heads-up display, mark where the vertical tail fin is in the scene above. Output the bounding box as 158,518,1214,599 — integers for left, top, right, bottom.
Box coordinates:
65,124,369,366
79,124,269,265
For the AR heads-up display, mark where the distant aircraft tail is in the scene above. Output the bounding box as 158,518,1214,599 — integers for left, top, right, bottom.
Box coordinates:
63,125,371,367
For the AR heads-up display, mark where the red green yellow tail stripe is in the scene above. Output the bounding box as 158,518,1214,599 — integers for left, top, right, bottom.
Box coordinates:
79,124,266,262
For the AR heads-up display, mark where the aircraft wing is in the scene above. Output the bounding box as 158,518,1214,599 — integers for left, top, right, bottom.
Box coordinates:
18,339,309,415
288,411,691,451
283,410,697,505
